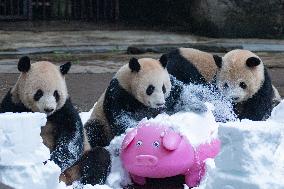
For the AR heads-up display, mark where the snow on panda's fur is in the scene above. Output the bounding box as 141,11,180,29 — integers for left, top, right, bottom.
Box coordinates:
0,56,84,172
165,48,221,85
76,57,171,185
165,48,281,120
215,49,276,120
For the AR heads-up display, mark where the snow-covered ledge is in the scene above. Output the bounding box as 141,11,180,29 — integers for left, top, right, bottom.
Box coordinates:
0,113,61,189
202,101,284,189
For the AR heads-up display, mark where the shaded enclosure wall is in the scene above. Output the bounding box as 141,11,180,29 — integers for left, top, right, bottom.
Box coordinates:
0,0,283,38
119,0,191,30
119,0,284,38
32,0,118,21
190,0,284,38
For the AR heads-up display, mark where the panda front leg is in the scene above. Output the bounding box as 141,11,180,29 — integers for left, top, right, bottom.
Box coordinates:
59,146,111,186
84,119,110,147
80,147,111,185
50,128,84,171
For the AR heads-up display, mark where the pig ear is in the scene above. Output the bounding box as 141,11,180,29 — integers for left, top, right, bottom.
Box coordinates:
122,128,137,150
162,130,182,151
196,139,221,162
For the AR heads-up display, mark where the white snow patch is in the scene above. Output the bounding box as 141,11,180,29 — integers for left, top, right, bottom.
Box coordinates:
105,134,131,189
196,101,284,189
145,103,219,146
80,105,95,125
270,100,284,123
0,112,62,189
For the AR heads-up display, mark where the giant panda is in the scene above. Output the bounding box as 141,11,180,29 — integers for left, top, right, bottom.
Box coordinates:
84,57,171,148
165,48,222,85
72,57,172,185
0,56,84,172
215,49,276,121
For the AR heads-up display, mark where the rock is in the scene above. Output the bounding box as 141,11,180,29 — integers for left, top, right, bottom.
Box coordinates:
190,0,284,38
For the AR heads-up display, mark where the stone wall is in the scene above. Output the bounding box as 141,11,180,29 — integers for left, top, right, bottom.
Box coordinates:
190,0,284,38
120,0,284,38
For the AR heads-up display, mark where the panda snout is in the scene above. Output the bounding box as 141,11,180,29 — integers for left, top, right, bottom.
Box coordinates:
44,108,54,113
156,103,165,107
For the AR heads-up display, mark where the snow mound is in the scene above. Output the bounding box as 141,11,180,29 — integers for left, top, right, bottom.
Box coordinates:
145,103,219,146
1,101,284,189
0,112,61,189
196,101,284,189
176,83,236,122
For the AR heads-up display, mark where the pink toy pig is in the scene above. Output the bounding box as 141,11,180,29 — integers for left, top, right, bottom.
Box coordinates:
121,122,221,188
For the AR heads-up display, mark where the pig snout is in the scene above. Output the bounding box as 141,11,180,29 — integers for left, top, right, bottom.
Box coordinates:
136,155,158,166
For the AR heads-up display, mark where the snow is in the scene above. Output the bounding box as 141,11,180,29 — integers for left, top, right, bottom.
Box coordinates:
0,101,284,189
145,103,219,147
175,83,236,122
195,100,284,189
0,112,61,189
105,135,131,188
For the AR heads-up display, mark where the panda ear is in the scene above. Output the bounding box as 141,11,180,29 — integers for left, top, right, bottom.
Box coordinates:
159,54,168,69
246,57,261,68
129,58,140,72
18,56,31,73
213,55,222,68
60,62,71,75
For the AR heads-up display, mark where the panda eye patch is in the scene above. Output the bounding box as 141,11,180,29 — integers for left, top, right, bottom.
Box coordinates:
223,83,229,89
162,84,166,94
146,85,155,96
54,90,60,102
34,89,43,101
240,82,247,89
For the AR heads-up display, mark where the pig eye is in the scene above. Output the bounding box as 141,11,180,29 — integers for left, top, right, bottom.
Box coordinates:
153,141,160,147
136,140,143,146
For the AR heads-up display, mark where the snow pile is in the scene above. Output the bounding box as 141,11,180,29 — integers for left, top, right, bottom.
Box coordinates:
105,135,131,188
1,101,284,189
0,113,61,189
175,83,236,122
146,103,219,146
197,101,284,189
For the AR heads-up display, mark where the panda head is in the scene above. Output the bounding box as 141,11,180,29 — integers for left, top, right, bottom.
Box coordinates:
13,56,71,116
215,49,265,103
119,56,171,109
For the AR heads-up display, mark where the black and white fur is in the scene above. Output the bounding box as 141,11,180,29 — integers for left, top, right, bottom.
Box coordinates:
84,57,171,148
79,57,171,185
165,48,221,85
0,56,84,172
215,49,275,121
165,48,280,120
